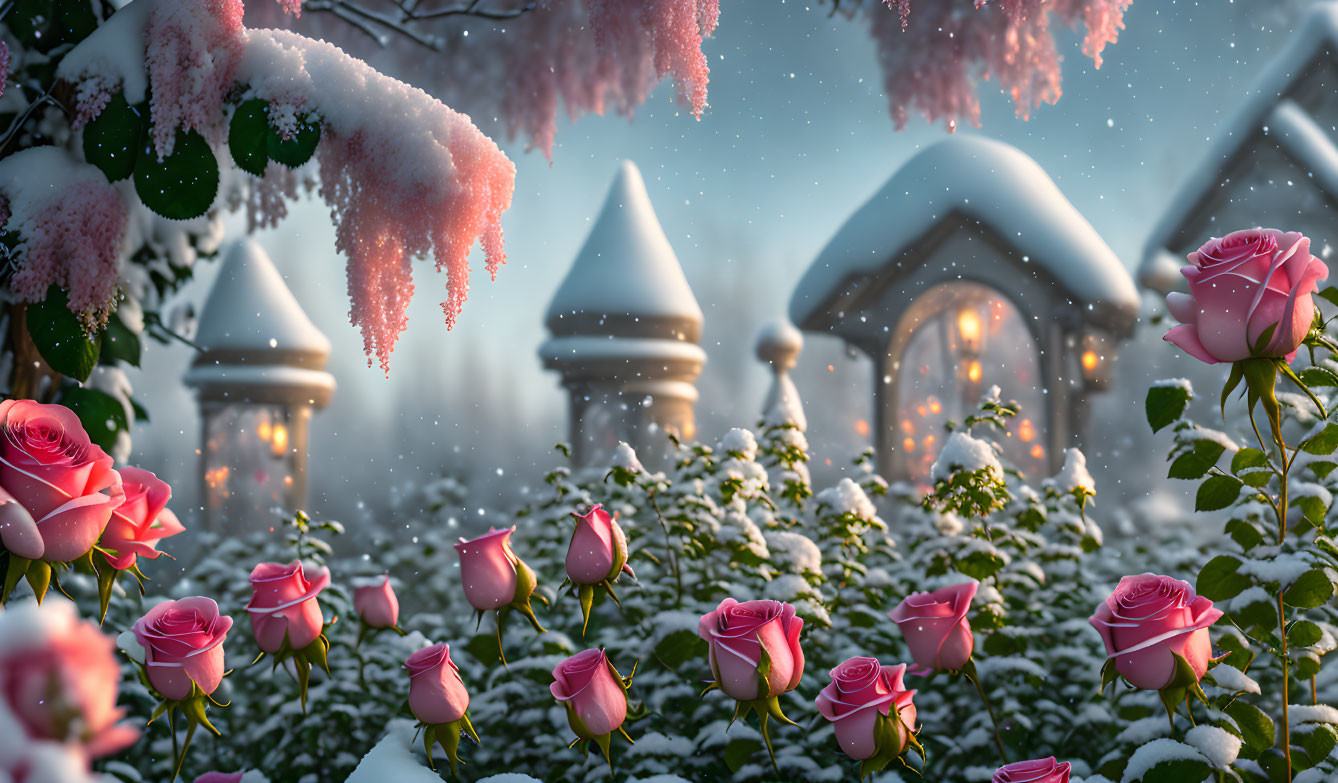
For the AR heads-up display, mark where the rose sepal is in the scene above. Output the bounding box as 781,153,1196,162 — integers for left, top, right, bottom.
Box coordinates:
1158,651,1209,728
355,618,408,647
251,623,334,714
141,680,228,782
417,713,480,776
489,555,547,665
857,705,925,781
560,702,633,770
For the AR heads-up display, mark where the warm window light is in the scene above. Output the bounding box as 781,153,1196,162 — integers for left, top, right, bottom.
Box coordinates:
257,420,273,442
854,419,870,436
1018,418,1036,443
901,418,915,434
928,396,942,415
956,307,983,353
1030,444,1045,459
903,437,916,452
271,423,289,455
967,360,983,383
1081,350,1099,372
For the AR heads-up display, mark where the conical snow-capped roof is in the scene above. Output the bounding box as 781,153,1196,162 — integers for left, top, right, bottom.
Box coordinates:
193,239,331,358
544,160,703,341
184,239,334,406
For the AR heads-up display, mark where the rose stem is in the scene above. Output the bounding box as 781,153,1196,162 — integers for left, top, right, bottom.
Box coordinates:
967,666,1008,764
647,489,683,607
1264,409,1294,783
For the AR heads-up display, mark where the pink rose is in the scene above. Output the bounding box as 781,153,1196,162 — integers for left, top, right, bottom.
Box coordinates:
0,599,138,763
550,648,628,738
99,466,184,570
815,657,917,761
245,560,331,653
888,581,978,673
698,598,805,702
1165,228,1329,363
565,504,632,585
993,757,1072,783
1089,573,1223,691
353,573,399,629
132,596,232,701
405,643,469,725
194,774,245,783
454,526,521,611
0,399,124,562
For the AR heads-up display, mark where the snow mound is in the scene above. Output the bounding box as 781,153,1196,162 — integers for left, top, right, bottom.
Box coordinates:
345,720,440,782
931,432,1003,483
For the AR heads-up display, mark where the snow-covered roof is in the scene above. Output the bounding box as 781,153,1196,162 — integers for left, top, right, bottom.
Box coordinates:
184,240,334,405
789,136,1138,333
192,239,332,358
1140,2,1338,292
544,161,703,334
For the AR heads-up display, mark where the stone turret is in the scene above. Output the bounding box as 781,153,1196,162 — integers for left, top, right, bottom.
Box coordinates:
540,161,705,467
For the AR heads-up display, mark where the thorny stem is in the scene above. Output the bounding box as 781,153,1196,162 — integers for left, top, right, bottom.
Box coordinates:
647,488,683,607
1261,410,1294,783
965,663,1008,765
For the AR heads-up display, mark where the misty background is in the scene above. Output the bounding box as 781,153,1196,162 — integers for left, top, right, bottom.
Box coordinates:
130,0,1315,531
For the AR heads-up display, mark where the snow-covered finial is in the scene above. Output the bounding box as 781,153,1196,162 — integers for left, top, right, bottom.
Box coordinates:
756,319,806,431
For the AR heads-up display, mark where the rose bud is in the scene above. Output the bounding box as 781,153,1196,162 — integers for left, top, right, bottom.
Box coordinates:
1090,573,1223,691
245,560,331,653
815,657,917,762
454,526,523,611
1165,228,1329,364
551,648,634,764
993,757,1071,783
406,643,470,725
99,466,184,571
698,598,805,702
405,643,479,774
565,504,633,585
353,573,399,629
0,598,138,761
132,597,232,701
0,399,125,565
453,526,545,650
888,581,978,673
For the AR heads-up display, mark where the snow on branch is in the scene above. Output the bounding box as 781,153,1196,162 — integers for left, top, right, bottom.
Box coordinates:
55,0,516,371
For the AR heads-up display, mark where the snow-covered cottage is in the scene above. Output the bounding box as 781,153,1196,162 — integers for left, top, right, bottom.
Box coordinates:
789,136,1138,483
540,161,706,468
1141,2,1338,293
184,239,335,532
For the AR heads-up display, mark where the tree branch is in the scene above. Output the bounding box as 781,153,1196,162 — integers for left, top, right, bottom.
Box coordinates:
302,0,536,52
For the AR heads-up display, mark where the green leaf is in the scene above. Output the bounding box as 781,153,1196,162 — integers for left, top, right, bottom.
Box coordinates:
1319,285,1338,310
1195,474,1243,512
1294,724,1338,771
724,737,761,773
1301,422,1338,456
82,94,144,182
101,313,141,367
130,397,150,423
228,99,270,177
1225,701,1275,761
1197,554,1249,601
1147,383,1192,433
1140,759,1212,783
1231,448,1269,472
134,129,220,220
1283,569,1334,609
267,114,321,168
464,632,500,665
1298,366,1338,387
1168,439,1226,480
955,549,1006,581
59,387,128,452
26,287,101,382
1288,619,1324,647
1225,519,1264,551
